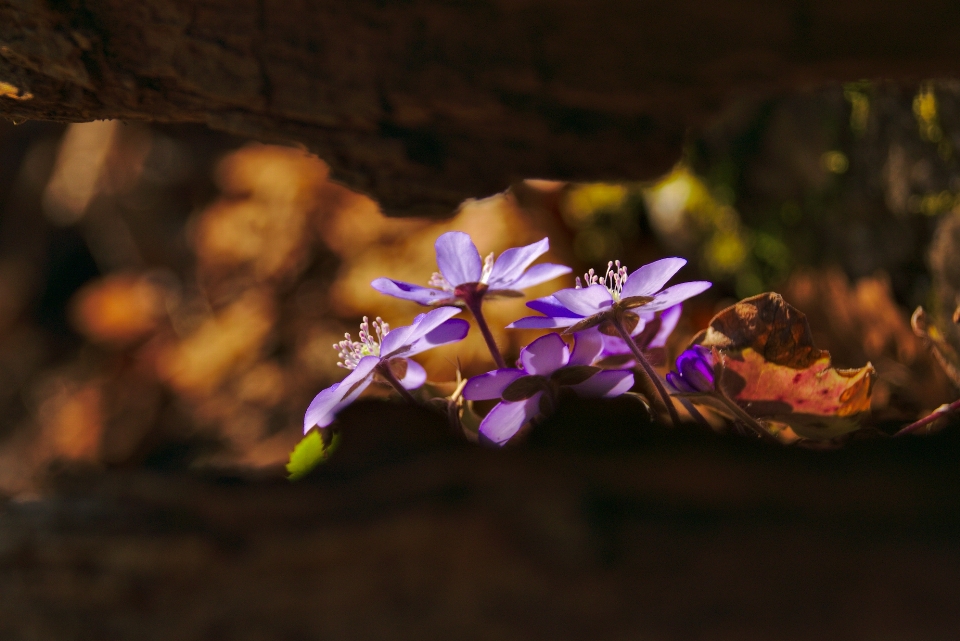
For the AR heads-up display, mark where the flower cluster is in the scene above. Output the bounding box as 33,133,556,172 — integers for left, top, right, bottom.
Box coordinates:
302,230,713,453
463,332,634,445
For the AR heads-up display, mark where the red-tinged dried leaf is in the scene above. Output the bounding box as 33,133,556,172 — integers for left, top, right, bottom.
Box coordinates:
693,293,824,368
692,293,876,440
719,348,874,417
762,414,862,442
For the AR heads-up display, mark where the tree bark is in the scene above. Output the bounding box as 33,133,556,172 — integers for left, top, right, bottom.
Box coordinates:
2,401,960,639
2,1,960,213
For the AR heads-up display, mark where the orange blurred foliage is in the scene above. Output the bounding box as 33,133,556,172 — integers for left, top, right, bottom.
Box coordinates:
4,128,720,489
70,273,168,347
194,145,329,284
784,269,954,417
33,141,586,476
157,290,275,397
37,380,104,462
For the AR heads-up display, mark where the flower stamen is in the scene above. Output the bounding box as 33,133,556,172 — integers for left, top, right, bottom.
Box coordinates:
428,251,496,289
427,272,453,291
480,252,495,284
334,316,390,369
576,260,629,301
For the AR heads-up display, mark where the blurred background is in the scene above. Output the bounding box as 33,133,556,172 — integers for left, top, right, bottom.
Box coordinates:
1,80,959,494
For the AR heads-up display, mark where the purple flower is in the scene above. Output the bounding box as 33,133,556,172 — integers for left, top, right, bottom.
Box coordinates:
304,307,469,432
371,231,571,306
666,345,717,394
462,333,634,446
585,303,683,368
509,258,710,336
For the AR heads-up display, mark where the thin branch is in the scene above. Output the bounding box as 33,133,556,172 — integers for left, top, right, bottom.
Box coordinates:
894,398,960,437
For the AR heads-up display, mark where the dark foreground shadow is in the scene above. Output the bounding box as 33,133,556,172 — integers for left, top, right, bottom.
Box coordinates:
1,397,959,640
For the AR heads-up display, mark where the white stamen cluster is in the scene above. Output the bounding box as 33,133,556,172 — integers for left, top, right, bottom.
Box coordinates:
428,272,453,291
334,316,389,370
480,252,495,284
575,260,629,300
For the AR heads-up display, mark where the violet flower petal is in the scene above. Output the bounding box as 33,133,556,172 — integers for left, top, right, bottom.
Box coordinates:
593,315,651,361
381,306,462,356
487,237,549,288
642,281,713,312
649,304,682,349
507,315,578,330
504,263,572,291
378,319,418,357
435,231,482,286
569,369,635,398
398,359,427,389
595,335,636,362
304,384,347,431
620,257,687,298
552,284,614,317
666,371,697,393
526,295,583,318
406,319,470,356
519,332,569,375
463,368,526,401
676,346,715,392
569,328,604,366
478,393,543,446
407,308,466,342
303,355,379,431
371,278,451,305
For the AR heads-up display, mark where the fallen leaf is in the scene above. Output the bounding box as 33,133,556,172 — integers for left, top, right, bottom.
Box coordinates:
693,293,876,440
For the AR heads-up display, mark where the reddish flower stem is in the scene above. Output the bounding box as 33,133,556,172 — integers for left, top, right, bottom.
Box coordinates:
676,396,712,431
611,316,682,428
463,295,507,369
376,362,419,406
894,398,960,437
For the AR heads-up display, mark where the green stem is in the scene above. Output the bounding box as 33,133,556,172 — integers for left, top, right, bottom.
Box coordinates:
611,316,681,428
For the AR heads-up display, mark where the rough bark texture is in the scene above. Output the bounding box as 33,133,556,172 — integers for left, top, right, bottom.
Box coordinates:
3,0,960,213
2,401,960,640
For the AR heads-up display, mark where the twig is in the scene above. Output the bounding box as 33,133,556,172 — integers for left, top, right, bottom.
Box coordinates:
893,398,960,437
911,307,960,389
